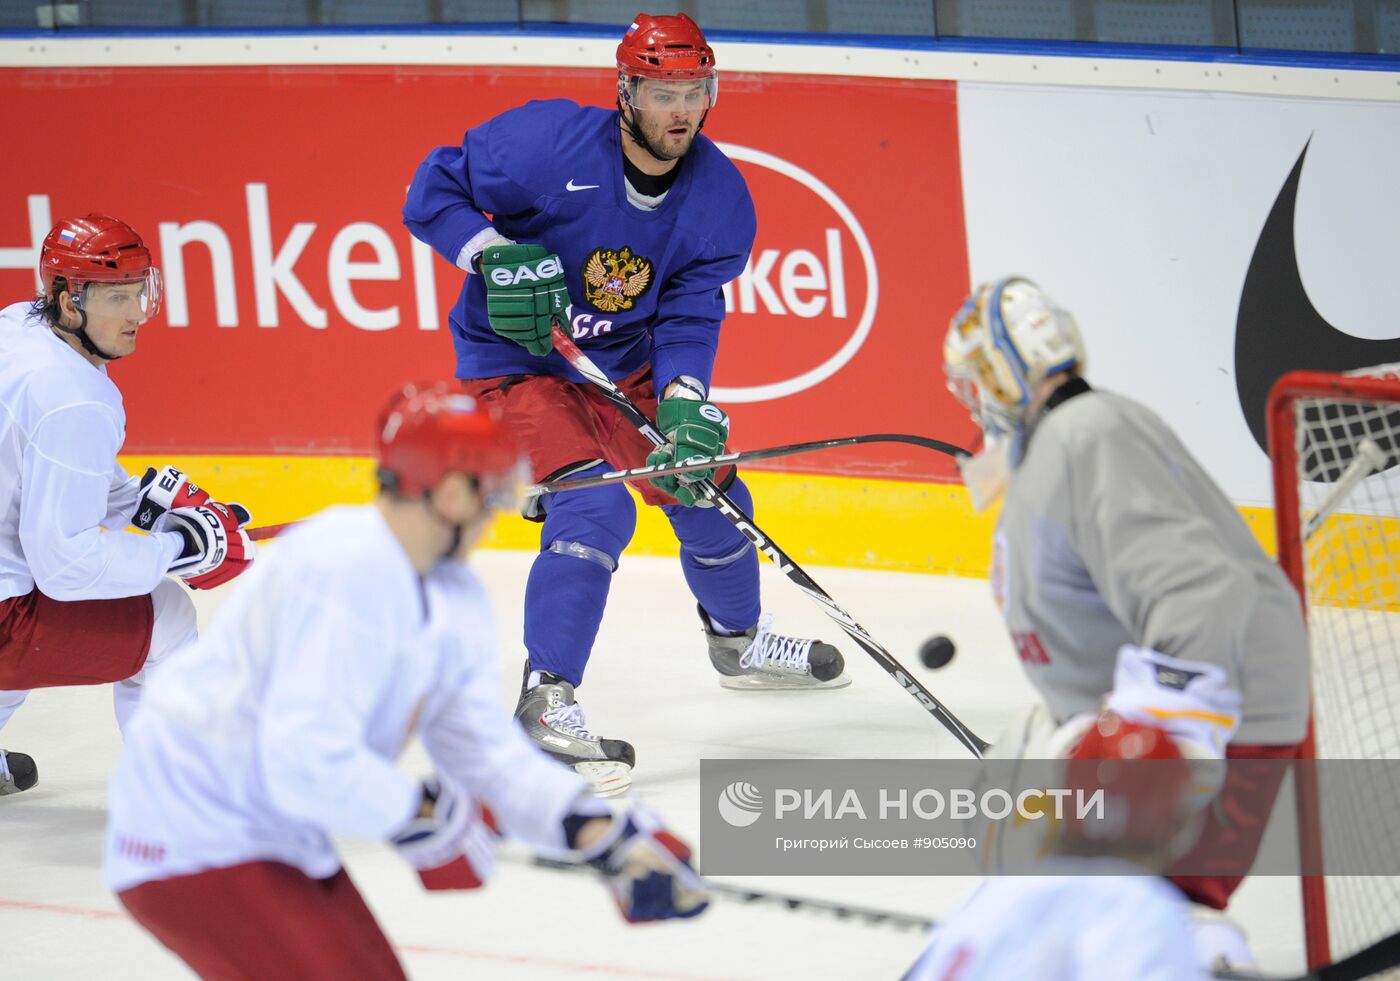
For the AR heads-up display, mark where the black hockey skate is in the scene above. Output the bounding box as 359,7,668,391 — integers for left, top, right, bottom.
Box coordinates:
0,749,37,796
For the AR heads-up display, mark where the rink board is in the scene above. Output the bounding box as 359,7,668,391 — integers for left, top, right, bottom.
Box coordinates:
2,34,1396,572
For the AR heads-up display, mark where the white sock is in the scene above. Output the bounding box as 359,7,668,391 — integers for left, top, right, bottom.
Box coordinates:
707,612,749,637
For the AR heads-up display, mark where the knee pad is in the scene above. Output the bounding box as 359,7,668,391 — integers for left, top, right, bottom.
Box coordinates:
141,579,198,679
668,475,755,566
540,480,636,568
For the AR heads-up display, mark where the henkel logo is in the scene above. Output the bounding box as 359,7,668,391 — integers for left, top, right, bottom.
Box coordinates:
713,144,879,404
0,190,446,333
0,149,877,406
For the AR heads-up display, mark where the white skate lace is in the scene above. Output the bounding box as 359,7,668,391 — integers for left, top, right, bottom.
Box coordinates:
0,751,11,784
738,614,814,674
542,699,597,740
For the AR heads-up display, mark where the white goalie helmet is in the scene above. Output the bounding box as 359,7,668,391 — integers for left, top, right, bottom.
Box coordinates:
943,276,1085,440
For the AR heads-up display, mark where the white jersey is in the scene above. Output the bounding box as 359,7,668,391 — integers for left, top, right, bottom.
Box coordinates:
0,301,183,603
905,861,1200,981
104,505,587,891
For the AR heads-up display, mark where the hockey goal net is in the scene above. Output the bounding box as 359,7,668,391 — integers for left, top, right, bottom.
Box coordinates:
1269,366,1400,973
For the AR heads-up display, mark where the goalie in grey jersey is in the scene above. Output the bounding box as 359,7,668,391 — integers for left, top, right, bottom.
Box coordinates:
941,278,1309,952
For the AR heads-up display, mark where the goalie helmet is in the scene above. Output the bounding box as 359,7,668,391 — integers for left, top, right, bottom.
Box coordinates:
1061,713,1193,854
376,382,525,503
943,277,1083,442
40,214,162,320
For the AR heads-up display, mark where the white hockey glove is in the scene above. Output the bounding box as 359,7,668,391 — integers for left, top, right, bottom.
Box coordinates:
390,776,499,891
163,502,255,591
575,804,709,924
133,465,211,531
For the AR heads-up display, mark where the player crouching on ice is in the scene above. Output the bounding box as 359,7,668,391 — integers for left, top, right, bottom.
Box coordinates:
0,215,254,798
104,384,707,979
906,716,1207,979
940,277,1309,972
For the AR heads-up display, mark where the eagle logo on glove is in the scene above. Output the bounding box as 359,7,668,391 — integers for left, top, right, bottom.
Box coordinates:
582,246,653,313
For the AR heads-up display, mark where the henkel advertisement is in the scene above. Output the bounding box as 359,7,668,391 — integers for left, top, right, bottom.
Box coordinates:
0,66,973,481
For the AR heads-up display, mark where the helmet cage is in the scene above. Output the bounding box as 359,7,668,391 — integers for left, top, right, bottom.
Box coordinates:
943,277,1083,437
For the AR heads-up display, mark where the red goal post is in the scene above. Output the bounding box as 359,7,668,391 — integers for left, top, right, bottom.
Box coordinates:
1267,366,1400,973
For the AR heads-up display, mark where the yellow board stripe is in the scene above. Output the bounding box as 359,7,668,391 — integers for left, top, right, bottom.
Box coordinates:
117,454,1282,576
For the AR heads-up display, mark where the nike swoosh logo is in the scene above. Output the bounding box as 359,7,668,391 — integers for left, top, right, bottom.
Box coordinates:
566,179,600,192
1234,139,1400,478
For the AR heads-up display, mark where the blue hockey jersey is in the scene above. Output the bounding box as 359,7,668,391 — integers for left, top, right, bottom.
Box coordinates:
404,99,757,393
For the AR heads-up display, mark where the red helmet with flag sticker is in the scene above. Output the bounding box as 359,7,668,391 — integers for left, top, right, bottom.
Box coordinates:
375,382,526,503
616,13,718,113
40,214,162,320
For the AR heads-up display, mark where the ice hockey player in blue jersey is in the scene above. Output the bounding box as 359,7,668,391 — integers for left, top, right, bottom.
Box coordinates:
404,13,849,796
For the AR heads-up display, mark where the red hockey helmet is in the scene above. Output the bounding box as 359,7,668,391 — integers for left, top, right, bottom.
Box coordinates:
1061,713,1194,852
617,13,718,113
375,382,525,501
617,13,716,79
40,214,162,320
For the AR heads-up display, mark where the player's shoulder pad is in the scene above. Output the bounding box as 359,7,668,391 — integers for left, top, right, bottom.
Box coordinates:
1037,388,1125,448
23,353,123,429
426,558,488,606
476,100,609,187
686,135,757,248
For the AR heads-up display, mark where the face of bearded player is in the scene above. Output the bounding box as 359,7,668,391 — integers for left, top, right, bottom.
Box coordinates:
624,78,712,160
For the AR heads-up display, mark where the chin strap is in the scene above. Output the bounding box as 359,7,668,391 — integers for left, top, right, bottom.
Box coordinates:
51,308,118,362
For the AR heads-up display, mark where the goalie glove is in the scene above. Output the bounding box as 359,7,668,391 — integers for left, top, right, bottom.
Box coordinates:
133,465,211,531
164,502,255,591
576,804,709,924
390,777,498,891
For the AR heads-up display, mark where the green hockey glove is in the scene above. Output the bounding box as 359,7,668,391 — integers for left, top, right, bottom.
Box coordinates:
646,398,730,507
480,244,570,358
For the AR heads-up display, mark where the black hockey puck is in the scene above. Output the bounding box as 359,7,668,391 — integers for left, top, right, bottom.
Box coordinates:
919,635,956,670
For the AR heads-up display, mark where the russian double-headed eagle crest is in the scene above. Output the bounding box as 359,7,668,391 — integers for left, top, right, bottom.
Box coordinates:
582,246,653,313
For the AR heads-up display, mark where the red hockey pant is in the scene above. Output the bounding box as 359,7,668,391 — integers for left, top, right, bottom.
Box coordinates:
119,861,407,980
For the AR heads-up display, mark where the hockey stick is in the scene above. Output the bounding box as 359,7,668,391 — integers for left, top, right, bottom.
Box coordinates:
248,522,293,542
549,322,990,758
530,433,969,498
249,434,968,540
526,855,934,931
1213,928,1400,980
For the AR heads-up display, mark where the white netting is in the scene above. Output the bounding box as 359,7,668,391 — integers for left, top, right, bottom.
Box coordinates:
1288,367,1400,972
